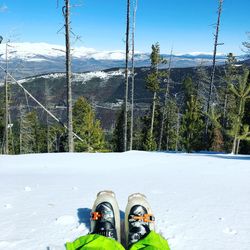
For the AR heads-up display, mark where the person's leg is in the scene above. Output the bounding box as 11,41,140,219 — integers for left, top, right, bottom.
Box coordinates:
66,191,124,250
66,234,124,250
129,231,170,250
125,193,170,250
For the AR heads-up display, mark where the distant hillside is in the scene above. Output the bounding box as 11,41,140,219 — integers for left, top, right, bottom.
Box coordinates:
1,65,232,130
0,42,243,79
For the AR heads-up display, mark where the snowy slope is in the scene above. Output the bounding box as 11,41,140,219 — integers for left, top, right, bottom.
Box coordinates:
0,42,233,79
0,42,227,62
0,151,250,250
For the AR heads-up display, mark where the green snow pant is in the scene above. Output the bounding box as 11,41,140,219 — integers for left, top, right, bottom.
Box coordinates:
65,231,170,250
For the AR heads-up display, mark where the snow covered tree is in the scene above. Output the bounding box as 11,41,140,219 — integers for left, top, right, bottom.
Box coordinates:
73,97,105,152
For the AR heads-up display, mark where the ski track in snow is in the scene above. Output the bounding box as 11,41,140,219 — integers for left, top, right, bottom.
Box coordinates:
0,151,250,250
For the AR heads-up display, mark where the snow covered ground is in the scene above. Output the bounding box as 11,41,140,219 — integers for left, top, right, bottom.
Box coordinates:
0,151,250,250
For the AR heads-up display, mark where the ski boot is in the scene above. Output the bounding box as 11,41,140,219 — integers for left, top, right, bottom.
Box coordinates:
125,193,155,248
90,190,121,242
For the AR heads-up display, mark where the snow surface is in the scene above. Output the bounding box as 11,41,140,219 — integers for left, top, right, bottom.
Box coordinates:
0,42,228,62
0,151,250,250
12,70,125,86
0,42,128,61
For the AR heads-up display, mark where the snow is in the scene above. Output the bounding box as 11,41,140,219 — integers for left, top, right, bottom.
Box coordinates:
0,42,126,61
0,42,229,63
3,70,124,87
0,151,250,250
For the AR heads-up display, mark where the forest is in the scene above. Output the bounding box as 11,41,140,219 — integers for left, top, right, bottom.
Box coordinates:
0,0,250,155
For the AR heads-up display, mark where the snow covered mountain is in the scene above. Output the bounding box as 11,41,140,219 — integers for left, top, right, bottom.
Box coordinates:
0,42,232,78
0,151,250,250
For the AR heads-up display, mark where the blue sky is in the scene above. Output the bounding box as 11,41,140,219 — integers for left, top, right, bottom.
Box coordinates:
0,0,249,55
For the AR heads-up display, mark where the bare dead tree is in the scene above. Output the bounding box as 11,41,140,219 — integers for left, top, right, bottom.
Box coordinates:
4,41,9,154
205,0,224,134
124,0,130,152
64,0,74,152
129,0,138,151
44,81,53,152
158,48,173,151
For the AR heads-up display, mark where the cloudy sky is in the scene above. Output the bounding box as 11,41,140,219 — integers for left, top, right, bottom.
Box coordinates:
0,0,249,55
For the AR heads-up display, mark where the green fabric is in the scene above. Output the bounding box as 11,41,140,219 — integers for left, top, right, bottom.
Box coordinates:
65,231,170,250
65,234,124,250
129,231,170,250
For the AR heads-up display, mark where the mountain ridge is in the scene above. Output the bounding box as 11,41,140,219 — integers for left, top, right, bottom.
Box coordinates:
0,42,244,79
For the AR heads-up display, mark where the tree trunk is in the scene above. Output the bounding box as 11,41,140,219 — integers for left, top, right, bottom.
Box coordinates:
236,139,241,154
45,82,50,153
129,0,137,151
158,49,173,150
232,99,243,154
5,42,9,154
223,92,228,127
65,0,74,152
124,0,130,152
206,0,223,135
150,92,157,137
175,111,180,152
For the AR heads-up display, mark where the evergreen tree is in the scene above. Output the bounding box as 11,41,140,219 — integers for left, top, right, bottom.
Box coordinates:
161,99,179,151
113,107,125,152
0,102,4,154
240,97,250,154
142,130,157,151
206,107,224,152
112,106,130,152
140,102,161,151
73,97,104,152
229,69,250,154
19,111,41,154
183,76,194,104
194,64,210,108
222,53,237,126
146,43,165,140
181,95,204,153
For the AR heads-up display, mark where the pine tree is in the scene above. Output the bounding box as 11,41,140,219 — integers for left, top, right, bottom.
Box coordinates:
240,92,250,154
0,97,4,154
142,130,157,151
229,69,250,154
113,107,125,152
19,111,40,154
181,95,204,153
113,106,130,152
183,76,194,104
140,102,161,151
146,43,165,141
161,99,179,151
206,107,224,152
73,97,104,152
222,53,237,127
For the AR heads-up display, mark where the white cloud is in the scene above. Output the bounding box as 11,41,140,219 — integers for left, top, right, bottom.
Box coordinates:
0,4,8,13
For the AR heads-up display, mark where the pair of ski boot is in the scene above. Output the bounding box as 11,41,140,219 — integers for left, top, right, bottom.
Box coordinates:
91,190,155,248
